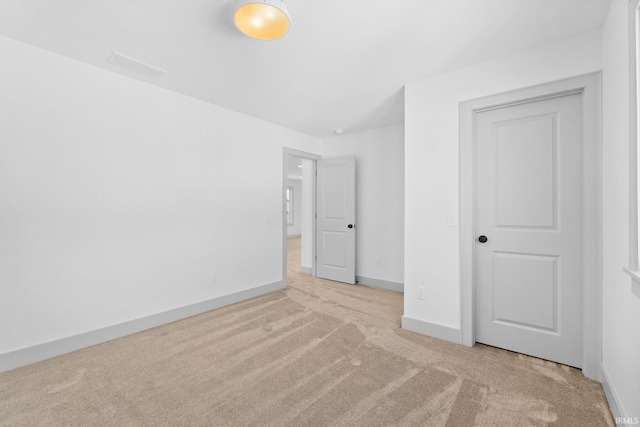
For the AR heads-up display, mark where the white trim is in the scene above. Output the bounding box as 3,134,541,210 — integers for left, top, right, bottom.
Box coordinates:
629,0,639,272
282,148,320,289
0,280,284,373
356,275,404,293
459,72,603,380
287,234,301,239
623,266,640,282
623,267,640,298
626,0,640,301
299,266,312,275
401,316,462,343
601,364,627,421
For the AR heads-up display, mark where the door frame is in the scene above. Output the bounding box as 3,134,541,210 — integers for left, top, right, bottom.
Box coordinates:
459,72,602,380
282,148,321,288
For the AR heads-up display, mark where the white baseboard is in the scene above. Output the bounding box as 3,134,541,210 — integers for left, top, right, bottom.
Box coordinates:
356,276,403,293
300,266,312,275
401,315,462,344
601,363,626,421
0,280,284,373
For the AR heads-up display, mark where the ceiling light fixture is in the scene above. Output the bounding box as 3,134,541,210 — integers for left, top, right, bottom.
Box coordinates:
234,0,291,41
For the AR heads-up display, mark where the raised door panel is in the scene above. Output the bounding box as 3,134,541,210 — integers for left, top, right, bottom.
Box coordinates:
493,252,557,332
322,164,347,219
495,116,556,229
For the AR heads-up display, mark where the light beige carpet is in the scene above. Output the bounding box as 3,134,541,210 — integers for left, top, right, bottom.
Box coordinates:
0,238,613,426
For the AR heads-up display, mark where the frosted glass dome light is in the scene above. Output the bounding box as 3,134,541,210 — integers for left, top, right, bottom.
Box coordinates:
234,0,291,41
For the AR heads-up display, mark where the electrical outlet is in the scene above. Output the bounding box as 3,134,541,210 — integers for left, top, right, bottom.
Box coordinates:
417,286,426,300
211,271,218,284
375,257,381,267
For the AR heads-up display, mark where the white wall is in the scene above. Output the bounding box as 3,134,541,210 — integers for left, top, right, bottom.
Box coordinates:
286,178,302,237
601,0,640,419
0,36,320,355
322,125,405,286
403,31,602,330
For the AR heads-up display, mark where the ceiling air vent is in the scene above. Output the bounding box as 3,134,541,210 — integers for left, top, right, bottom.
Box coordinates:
106,52,166,79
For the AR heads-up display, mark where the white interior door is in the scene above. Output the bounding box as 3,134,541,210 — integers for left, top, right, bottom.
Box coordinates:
475,93,583,367
316,155,356,284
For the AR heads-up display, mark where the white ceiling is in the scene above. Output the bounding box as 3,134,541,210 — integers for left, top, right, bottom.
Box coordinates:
0,0,611,138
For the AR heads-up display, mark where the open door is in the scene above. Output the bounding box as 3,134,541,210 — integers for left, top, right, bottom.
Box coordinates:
316,155,356,284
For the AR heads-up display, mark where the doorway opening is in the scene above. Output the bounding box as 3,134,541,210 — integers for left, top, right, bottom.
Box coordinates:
282,148,320,288
282,149,358,288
